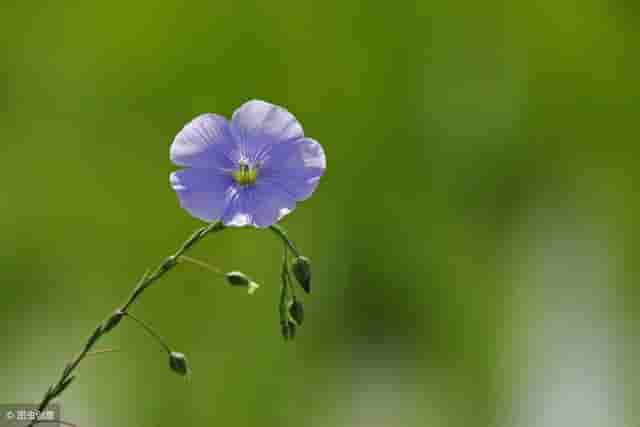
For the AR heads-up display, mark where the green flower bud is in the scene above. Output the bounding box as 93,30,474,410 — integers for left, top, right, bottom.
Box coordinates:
169,352,189,376
225,271,251,286
281,320,297,340
292,256,312,293
225,271,260,294
289,300,304,326
288,321,297,339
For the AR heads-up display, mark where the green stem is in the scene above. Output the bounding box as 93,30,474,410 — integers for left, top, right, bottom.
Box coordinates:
178,255,223,275
270,224,300,258
279,241,295,340
125,312,172,355
122,221,225,312
27,221,225,427
283,244,297,300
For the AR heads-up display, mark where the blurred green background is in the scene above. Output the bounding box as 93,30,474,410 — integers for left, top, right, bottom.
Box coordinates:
2,1,638,426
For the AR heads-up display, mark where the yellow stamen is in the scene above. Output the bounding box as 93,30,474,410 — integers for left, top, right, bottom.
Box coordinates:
233,164,257,185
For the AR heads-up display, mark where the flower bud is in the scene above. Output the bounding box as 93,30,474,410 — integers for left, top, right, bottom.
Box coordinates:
225,271,260,294
292,256,312,293
169,352,189,376
288,300,304,326
281,320,297,340
225,271,250,286
288,321,297,339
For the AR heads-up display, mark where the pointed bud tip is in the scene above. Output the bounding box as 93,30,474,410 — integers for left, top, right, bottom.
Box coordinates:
292,256,312,293
247,281,260,295
281,320,297,340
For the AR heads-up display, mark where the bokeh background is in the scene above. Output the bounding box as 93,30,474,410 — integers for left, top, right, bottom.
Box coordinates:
2,1,638,426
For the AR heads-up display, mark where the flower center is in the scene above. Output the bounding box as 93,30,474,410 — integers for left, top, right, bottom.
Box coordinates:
233,164,258,186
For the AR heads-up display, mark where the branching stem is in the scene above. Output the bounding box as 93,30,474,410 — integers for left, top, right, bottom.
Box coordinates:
27,221,225,427
270,224,300,258
29,220,302,426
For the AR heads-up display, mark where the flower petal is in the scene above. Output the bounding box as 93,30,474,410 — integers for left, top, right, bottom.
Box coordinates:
221,182,296,228
259,138,326,201
250,182,297,227
170,168,234,222
220,186,253,227
170,114,239,169
230,100,304,161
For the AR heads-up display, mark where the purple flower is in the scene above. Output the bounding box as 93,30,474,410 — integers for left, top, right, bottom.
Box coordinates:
170,100,326,228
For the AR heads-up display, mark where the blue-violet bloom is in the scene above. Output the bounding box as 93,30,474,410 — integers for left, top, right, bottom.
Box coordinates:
170,100,326,227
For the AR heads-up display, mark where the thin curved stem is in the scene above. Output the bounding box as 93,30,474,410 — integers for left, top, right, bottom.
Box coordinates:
270,224,300,258
124,312,171,355
178,255,223,275
30,221,299,424
279,240,295,340
122,221,225,312
283,243,297,300
27,221,225,427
